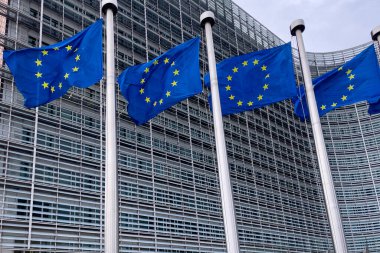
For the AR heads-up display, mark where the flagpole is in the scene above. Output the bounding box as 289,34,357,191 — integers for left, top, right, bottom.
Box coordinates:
101,1,119,253
200,11,240,253
290,19,348,253
371,26,380,45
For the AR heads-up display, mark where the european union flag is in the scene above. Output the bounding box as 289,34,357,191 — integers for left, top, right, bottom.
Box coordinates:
294,44,380,120
118,38,202,125
3,19,103,108
205,43,296,115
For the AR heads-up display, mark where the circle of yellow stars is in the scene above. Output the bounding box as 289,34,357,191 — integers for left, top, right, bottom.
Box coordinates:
138,57,178,107
225,58,270,107
34,44,81,95
319,66,355,111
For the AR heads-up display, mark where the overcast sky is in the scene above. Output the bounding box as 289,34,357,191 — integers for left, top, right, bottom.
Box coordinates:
232,0,380,52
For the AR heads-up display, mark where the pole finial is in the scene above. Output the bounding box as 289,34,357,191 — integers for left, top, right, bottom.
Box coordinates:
290,19,305,36
200,11,215,28
371,25,380,41
102,0,118,14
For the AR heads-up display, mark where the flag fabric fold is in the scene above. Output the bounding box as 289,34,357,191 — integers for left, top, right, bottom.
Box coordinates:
3,19,103,108
368,98,380,115
368,91,380,115
294,44,380,120
118,37,202,125
205,43,296,115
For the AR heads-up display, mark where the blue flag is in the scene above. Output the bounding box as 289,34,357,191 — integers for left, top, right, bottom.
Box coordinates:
368,99,380,115
294,44,380,120
205,43,296,115
3,19,103,108
118,38,202,125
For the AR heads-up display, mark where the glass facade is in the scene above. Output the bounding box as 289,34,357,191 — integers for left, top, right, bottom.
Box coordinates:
0,0,377,252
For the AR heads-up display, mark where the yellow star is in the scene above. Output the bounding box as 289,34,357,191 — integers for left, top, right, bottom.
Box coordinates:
341,95,347,101
53,47,59,51
58,82,63,89
331,102,337,107
347,85,354,91
253,59,259,65
139,88,144,94
42,81,49,89
35,72,42,78
261,65,267,71
42,50,48,56
64,73,69,79
153,59,159,65
257,94,263,101
242,61,248,66
348,74,355,80
247,101,253,106
171,81,178,86
226,85,231,91
164,58,169,64
263,84,269,90
265,74,270,79
65,45,72,51
51,86,55,93
153,101,157,106
35,59,42,66
346,69,352,75
145,97,151,103
159,99,163,104
237,100,243,106
229,94,235,100
171,61,175,66
72,66,79,72
166,91,171,97
144,67,150,73
232,67,238,73
338,66,343,71
320,105,326,110
75,54,80,61
140,78,145,84
227,75,232,81
173,69,180,76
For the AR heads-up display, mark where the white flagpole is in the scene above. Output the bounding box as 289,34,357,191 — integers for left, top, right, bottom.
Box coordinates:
101,1,119,253
290,19,348,253
200,11,240,253
371,26,380,45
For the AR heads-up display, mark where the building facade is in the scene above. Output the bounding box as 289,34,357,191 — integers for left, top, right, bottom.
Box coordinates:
0,0,378,252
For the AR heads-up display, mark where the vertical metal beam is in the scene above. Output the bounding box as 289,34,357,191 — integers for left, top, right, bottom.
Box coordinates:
99,78,104,251
179,1,201,249
142,0,159,249
0,0,21,245
27,0,44,248
99,3,104,251
101,1,119,252
200,11,240,253
290,19,348,253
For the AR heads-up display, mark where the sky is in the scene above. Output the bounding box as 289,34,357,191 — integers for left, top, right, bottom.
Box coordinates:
232,0,380,52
